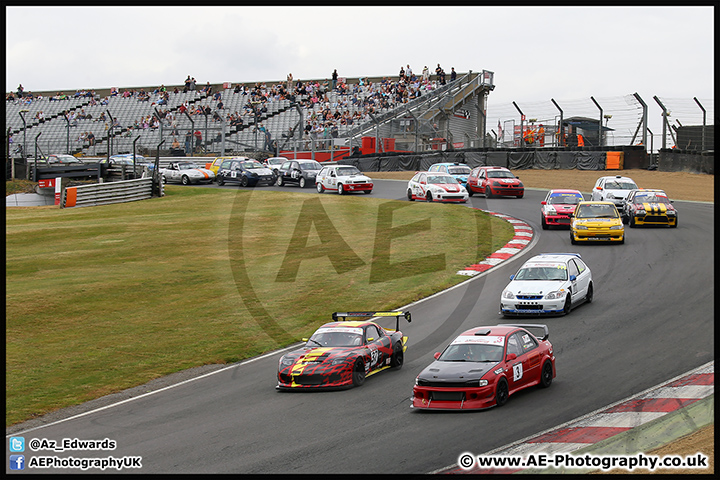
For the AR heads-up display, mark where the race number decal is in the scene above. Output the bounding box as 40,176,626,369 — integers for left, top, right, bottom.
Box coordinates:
370,347,379,367
513,363,523,381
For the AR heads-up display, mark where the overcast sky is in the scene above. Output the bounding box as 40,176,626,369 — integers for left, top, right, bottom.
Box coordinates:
6,6,714,142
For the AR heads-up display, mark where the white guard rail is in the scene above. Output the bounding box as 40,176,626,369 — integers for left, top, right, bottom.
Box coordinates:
62,178,161,208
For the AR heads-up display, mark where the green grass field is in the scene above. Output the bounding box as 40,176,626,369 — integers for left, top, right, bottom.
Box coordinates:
5,185,514,426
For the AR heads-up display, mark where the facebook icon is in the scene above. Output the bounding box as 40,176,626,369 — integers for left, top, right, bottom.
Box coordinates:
9,455,25,470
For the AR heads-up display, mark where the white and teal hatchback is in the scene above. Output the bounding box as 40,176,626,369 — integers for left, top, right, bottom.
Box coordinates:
500,253,593,317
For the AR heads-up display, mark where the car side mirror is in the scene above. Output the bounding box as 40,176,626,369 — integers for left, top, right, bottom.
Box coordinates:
366,337,374,343
433,352,441,360
420,181,426,185
510,275,515,280
506,353,517,361
570,275,577,282
541,201,546,205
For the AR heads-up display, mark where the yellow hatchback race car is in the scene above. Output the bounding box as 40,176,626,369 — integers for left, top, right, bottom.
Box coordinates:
570,201,625,244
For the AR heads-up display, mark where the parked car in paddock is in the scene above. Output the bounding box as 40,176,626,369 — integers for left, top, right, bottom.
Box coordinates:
466,165,524,198
540,189,584,229
411,324,555,410
621,189,677,228
276,159,323,188
427,162,472,187
216,158,276,187
45,154,85,165
407,172,469,203
277,311,411,390
316,165,373,194
590,175,638,208
206,156,251,176
160,161,215,185
263,156,288,176
570,201,625,244
500,253,593,317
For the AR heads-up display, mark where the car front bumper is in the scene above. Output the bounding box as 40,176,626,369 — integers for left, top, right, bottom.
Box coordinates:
411,385,497,410
571,228,624,242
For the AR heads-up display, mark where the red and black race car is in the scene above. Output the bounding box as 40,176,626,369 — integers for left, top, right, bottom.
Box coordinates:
276,311,411,390
411,324,555,410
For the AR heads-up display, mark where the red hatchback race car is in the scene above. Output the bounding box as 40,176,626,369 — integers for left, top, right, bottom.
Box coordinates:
277,311,411,390
540,189,584,229
466,166,524,198
411,324,555,411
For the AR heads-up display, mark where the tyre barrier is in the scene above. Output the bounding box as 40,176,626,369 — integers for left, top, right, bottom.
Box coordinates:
62,178,161,208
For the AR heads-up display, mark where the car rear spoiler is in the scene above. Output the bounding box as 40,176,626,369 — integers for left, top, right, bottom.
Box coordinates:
332,311,412,332
500,324,549,341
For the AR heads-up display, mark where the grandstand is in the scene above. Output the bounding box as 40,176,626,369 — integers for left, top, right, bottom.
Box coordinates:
6,71,495,161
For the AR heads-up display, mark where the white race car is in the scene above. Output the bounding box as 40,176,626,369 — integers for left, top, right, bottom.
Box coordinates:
160,161,215,185
316,165,373,194
500,253,593,316
406,172,468,203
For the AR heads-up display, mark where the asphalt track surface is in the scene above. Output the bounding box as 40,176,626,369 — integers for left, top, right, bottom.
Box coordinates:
6,179,714,474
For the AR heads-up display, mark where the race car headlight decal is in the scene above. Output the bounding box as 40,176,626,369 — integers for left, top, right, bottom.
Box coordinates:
546,206,557,215
575,225,588,230
609,225,623,230
502,290,515,299
280,357,294,366
544,290,563,300
667,210,676,215
330,357,348,365
636,208,646,215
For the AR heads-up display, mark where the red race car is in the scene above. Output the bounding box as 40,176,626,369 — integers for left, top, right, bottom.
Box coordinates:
277,311,411,390
411,324,555,410
540,189,584,229
466,166,524,198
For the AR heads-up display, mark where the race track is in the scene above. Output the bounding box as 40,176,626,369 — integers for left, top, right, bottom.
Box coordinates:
6,180,714,474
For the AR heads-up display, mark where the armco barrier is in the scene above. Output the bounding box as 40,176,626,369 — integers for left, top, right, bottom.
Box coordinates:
62,178,160,208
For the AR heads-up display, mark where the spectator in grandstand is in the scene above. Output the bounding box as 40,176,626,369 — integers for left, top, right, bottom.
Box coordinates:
185,131,192,154
399,66,405,81
87,131,95,146
450,67,457,82
422,66,430,82
17,84,24,98
406,64,413,80
436,64,446,85
332,69,338,91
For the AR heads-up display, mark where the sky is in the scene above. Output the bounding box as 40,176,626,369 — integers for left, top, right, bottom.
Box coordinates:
5,6,714,145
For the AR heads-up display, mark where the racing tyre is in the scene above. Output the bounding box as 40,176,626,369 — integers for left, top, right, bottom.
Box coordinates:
299,177,306,188
516,193,524,199
241,176,249,187
570,232,577,245
217,177,224,186
276,176,284,187
495,378,509,407
390,342,404,369
363,189,372,194
337,183,344,195
467,188,474,197
629,215,636,228
181,175,190,185
352,360,366,387
562,294,572,315
426,192,433,202
585,282,593,303
671,218,678,228
485,186,493,198
316,182,325,193
407,189,414,201
541,216,548,230
539,361,553,388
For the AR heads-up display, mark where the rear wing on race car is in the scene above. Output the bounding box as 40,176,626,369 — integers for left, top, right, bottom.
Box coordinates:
500,323,549,342
332,311,412,332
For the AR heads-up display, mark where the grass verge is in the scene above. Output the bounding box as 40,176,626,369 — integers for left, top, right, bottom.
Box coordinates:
6,185,514,426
